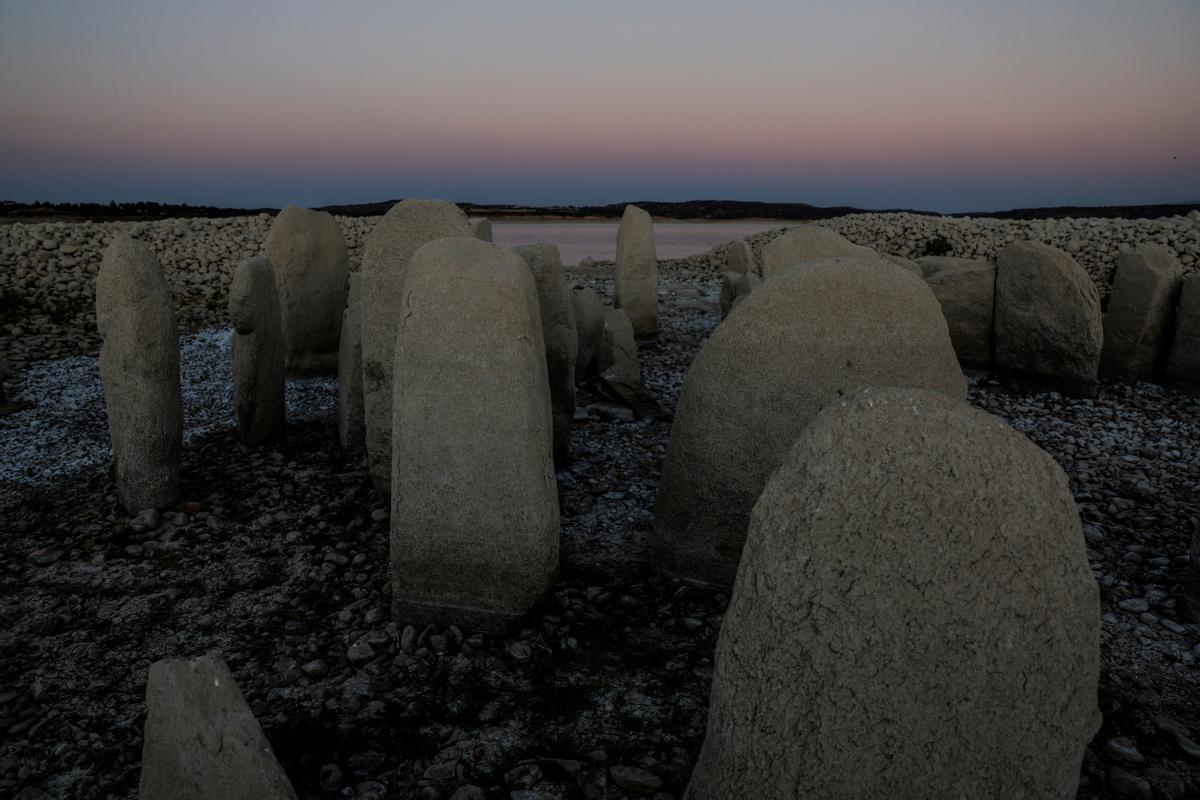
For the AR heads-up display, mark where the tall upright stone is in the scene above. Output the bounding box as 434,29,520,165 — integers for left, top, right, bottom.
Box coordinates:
571,286,605,381
469,218,493,242
96,233,182,511
760,226,877,280
653,258,965,587
599,308,639,384
1100,244,1184,381
924,259,996,365
725,239,756,275
338,273,365,453
229,257,285,445
686,388,1100,800
361,200,472,496
994,241,1103,393
140,653,298,800
391,238,559,632
514,243,578,466
1166,274,1200,384
262,206,350,375
614,205,659,337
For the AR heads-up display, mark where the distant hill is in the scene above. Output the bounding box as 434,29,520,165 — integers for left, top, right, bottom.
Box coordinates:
2,198,1198,224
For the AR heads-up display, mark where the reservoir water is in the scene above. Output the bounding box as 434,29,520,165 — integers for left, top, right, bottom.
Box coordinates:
491,221,784,265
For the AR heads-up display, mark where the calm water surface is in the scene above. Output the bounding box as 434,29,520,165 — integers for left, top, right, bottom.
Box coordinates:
491,221,783,265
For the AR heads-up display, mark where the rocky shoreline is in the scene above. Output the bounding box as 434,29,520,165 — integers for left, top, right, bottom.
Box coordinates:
1,216,1198,799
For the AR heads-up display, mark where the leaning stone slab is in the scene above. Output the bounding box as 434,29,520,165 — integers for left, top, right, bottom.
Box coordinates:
653,258,965,587
139,653,298,800
469,217,493,242
1100,244,1184,381
686,388,1100,800
362,200,472,496
760,226,876,280
571,286,605,381
614,205,659,337
598,307,659,417
515,243,578,466
262,206,349,375
994,241,1103,394
338,273,365,453
391,237,559,632
96,233,182,511
1166,274,1200,385
924,259,996,365
229,257,286,445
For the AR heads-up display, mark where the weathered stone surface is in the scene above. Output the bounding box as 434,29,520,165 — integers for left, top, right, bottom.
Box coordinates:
653,258,965,587
599,308,638,384
885,253,922,276
338,272,365,453
229,257,285,445
1166,274,1200,384
995,241,1103,393
390,237,558,632
515,243,577,466
1101,245,1184,381
924,259,996,365
725,239,756,275
362,200,472,496
96,233,182,511
686,388,1100,800
469,218,493,242
718,271,741,318
614,205,659,337
760,225,877,280
139,653,298,800
571,286,605,381
262,206,349,375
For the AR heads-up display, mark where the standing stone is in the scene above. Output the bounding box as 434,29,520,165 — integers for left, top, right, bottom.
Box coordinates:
614,205,659,337
262,206,350,375
391,238,559,632
653,258,966,587
338,273,365,453
686,388,1100,800
469,218,493,242
760,226,877,280
918,255,983,279
96,233,182,511
718,271,741,318
571,286,605,381
884,253,923,276
515,243,578,466
362,200,472,496
599,308,638,382
994,241,1103,393
1166,274,1200,384
229,257,285,445
139,653,298,800
924,259,996,365
1100,245,1184,381
725,239,756,275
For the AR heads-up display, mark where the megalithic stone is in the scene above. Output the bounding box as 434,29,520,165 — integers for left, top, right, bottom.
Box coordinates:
96,232,182,511
338,272,365,453
262,206,350,375
229,256,286,445
390,237,559,632
614,205,659,337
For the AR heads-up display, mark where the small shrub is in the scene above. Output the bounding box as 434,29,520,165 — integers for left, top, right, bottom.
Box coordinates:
920,235,953,257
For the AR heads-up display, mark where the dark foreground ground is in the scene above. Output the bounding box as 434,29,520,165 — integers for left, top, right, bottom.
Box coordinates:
1,274,1198,799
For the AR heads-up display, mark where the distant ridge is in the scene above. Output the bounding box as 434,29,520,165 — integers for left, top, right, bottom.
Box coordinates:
2,198,1197,224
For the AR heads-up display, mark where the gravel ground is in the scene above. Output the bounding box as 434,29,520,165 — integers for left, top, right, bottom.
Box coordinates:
1,260,1198,799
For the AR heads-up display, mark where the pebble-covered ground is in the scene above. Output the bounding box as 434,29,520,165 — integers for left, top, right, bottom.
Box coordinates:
1,234,1198,799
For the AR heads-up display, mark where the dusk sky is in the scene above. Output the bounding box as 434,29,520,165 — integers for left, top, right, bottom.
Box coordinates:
2,1,1198,212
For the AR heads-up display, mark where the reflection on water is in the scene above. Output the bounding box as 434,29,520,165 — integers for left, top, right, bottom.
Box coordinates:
491,221,783,265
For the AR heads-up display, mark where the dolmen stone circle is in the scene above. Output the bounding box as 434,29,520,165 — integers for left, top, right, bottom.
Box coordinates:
685,388,1100,799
